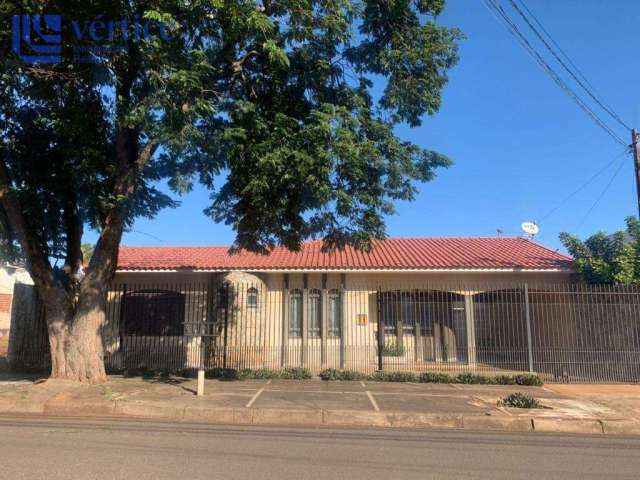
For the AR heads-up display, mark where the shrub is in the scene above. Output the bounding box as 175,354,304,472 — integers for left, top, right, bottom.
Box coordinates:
419,372,454,383
455,372,495,384
205,368,241,380
499,392,542,409
279,367,312,379
380,342,405,357
495,375,516,385
249,368,279,379
514,373,544,386
319,369,367,381
367,371,418,382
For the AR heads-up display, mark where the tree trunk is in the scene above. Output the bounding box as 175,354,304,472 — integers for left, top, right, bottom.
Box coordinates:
45,289,108,384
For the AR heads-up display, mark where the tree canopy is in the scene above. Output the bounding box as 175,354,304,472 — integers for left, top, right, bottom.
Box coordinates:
1,0,462,258
559,217,640,285
0,0,462,381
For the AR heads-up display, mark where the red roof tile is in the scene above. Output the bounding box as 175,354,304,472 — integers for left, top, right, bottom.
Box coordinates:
117,238,573,272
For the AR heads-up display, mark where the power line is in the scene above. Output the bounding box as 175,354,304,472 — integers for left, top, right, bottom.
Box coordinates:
513,0,599,96
131,229,168,244
481,0,628,147
509,0,632,131
575,155,628,232
537,147,630,222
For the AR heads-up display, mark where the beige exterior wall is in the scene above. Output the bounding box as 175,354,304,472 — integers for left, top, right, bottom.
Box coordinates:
108,269,574,372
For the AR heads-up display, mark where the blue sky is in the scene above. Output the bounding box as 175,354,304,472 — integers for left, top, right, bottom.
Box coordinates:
99,0,640,252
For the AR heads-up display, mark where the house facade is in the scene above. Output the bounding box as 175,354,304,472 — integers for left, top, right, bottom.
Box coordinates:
0,264,32,337
106,237,576,374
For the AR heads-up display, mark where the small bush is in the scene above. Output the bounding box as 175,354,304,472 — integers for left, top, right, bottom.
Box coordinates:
279,367,312,379
456,373,495,384
499,392,542,409
319,369,366,381
419,372,453,383
249,368,279,380
495,375,516,385
367,371,418,382
380,342,405,357
514,373,544,386
205,367,241,380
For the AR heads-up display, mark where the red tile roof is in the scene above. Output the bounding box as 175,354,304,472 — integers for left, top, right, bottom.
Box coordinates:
117,237,573,272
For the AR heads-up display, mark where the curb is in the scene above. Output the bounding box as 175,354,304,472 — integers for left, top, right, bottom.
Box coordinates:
9,398,640,435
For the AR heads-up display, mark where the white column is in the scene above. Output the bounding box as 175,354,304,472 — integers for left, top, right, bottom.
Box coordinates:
464,295,477,366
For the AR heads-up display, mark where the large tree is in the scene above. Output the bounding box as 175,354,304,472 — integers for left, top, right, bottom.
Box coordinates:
0,0,461,382
560,217,640,285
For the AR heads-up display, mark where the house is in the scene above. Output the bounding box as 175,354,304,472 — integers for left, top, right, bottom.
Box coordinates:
0,264,32,337
105,237,576,374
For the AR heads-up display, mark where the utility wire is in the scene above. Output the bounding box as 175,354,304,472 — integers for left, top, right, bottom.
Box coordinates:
537,147,630,222
510,0,632,132
131,229,168,244
575,155,628,232
513,0,599,97
481,0,628,147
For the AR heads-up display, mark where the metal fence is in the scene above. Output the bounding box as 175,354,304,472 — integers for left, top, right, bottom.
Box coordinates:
8,280,640,383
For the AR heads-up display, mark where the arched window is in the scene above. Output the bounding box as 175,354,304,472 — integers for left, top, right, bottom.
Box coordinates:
122,290,185,336
289,289,303,337
309,289,321,337
328,289,341,337
247,287,258,308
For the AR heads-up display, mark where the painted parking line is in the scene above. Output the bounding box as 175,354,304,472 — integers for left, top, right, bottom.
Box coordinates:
245,388,265,408
365,391,381,412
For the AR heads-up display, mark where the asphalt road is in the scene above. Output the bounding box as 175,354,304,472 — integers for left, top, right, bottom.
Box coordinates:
1,416,639,480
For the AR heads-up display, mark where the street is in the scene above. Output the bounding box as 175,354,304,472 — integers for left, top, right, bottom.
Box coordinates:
1,416,639,479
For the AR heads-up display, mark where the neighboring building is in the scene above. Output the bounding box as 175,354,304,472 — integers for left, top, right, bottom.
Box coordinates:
105,237,575,373
0,264,33,337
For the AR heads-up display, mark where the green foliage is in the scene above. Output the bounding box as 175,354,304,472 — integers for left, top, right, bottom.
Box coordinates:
367,371,419,382
514,373,544,386
380,342,405,357
1,0,462,263
499,392,542,409
278,367,312,380
455,372,496,384
494,375,516,385
321,371,544,385
319,369,367,381
560,217,640,284
205,367,311,380
418,372,453,383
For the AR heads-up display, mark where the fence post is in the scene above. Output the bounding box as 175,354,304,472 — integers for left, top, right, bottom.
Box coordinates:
223,283,229,369
377,288,383,371
524,283,534,373
463,294,477,366
339,274,346,369
281,275,289,368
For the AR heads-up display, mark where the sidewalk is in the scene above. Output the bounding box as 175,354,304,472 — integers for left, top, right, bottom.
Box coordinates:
1,373,639,435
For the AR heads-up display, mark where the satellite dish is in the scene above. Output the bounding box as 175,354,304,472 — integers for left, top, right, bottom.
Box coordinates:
521,222,539,237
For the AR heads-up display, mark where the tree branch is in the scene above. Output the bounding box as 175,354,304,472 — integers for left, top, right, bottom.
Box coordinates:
63,190,83,277
0,157,57,289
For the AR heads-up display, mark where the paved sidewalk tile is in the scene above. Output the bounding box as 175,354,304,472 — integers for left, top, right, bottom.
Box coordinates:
253,390,374,411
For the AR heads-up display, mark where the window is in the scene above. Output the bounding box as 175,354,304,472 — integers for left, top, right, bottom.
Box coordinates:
328,289,341,337
122,290,185,336
308,289,321,337
400,295,415,335
247,287,258,308
289,289,303,337
379,291,417,336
